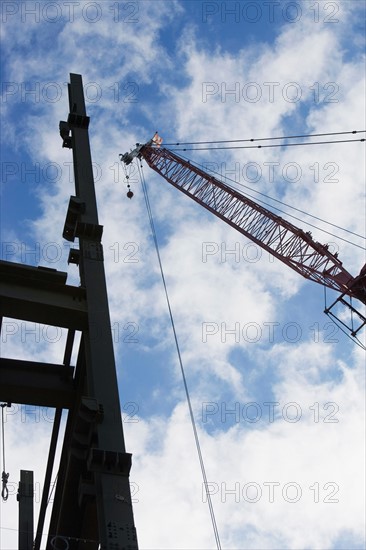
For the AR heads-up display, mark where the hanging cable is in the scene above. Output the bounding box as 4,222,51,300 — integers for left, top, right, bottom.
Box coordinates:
194,160,365,241
47,473,58,507
231,184,365,241
159,149,365,249
121,158,135,199
147,135,365,242
162,130,366,146
137,160,222,550
219,185,365,250
167,137,365,152
1,403,10,502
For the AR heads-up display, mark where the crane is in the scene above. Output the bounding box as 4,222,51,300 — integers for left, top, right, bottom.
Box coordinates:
120,139,366,342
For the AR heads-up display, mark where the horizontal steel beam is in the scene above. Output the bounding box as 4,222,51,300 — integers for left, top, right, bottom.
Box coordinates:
0,358,75,408
0,260,87,329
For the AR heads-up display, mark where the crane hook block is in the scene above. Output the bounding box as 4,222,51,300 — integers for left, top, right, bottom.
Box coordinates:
1,471,9,501
126,184,133,199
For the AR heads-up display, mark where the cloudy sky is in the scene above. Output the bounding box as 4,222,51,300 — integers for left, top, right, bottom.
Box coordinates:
0,1,365,549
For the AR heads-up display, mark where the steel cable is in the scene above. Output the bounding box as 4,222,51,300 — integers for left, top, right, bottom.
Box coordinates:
137,160,222,550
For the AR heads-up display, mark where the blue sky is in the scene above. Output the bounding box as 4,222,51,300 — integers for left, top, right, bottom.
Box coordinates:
0,1,365,548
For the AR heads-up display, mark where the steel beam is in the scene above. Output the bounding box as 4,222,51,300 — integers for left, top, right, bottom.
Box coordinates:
0,74,138,549
0,260,87,330
34,408,63,550
17,470,34,550
47,73,138,549
0,358,75,408
34,329,76,550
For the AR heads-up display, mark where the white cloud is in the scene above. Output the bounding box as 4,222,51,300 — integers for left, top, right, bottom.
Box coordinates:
125,343,365,549
1,1,365,548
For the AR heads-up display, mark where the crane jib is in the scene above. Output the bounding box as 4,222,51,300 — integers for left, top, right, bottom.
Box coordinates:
138,145,365,306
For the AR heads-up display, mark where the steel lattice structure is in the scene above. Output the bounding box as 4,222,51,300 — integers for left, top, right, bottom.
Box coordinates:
136,145,366,305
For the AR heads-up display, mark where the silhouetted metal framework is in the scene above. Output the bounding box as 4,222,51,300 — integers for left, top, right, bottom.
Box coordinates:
0,74,138,550
17,470,34,550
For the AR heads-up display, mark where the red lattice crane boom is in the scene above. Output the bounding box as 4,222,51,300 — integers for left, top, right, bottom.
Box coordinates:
120,142,366,337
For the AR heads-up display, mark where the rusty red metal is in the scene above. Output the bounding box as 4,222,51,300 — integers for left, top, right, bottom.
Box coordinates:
140,145,366,305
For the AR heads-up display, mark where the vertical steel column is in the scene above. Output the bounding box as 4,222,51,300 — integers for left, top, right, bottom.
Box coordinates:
17,470,34,550
66,73,138,549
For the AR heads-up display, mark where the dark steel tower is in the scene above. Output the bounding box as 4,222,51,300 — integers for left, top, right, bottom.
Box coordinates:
0,73,138,550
